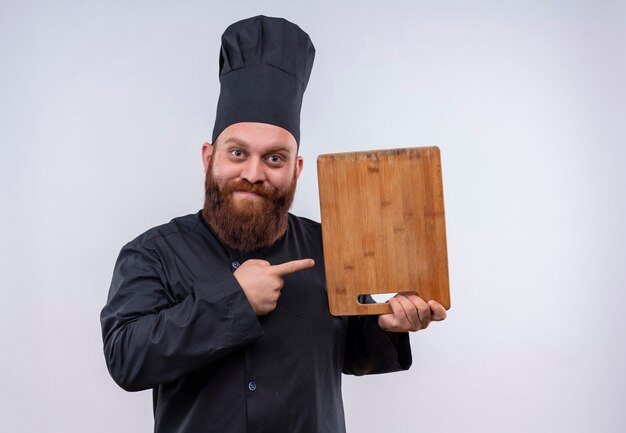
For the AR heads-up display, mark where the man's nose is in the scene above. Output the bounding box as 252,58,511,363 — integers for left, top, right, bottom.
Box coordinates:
240,158,266,184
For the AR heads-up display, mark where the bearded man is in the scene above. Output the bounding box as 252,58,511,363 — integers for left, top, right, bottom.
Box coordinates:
101,15,446,433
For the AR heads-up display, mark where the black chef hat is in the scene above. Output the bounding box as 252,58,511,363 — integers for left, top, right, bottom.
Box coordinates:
211,15,315,146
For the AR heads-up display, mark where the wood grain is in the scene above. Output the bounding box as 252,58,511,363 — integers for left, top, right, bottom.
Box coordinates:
317,147,450,316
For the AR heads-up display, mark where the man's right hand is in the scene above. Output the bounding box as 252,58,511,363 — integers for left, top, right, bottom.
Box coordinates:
233,258,315,315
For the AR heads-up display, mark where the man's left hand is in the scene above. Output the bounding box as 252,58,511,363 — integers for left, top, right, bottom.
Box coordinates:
378,292,447,332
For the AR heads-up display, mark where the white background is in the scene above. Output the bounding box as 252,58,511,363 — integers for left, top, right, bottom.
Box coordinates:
1,0,625,432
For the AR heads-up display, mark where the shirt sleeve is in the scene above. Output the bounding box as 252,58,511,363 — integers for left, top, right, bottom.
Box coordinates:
341,297,412,376
100,242,263,392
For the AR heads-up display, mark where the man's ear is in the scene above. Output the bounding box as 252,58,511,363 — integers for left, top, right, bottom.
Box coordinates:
201,142,213,173
295,155,304,180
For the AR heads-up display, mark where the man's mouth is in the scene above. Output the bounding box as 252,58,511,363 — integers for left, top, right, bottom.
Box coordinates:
232,190,266,201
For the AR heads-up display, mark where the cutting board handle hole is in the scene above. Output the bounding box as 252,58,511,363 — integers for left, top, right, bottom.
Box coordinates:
359,293,399,304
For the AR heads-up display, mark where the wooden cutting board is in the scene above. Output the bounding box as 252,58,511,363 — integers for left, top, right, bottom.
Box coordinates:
317,147,450,316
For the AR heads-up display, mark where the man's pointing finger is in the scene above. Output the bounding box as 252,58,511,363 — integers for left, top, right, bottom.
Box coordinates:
271,259,315,276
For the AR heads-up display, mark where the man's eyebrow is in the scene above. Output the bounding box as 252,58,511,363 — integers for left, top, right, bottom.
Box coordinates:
223,137,249,148
223,137,294,155
265,145,293,154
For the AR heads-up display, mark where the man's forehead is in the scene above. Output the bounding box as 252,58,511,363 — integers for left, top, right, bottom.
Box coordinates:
215,122,298,153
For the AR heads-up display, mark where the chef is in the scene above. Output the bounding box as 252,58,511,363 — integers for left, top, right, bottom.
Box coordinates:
101,15,446,433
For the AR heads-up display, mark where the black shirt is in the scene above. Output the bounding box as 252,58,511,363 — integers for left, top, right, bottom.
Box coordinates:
101,211,411,433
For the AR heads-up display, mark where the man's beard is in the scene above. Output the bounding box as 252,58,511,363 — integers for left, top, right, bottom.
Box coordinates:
202,166,297,253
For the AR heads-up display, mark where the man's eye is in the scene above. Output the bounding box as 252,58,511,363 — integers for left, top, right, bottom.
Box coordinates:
267,155,284,164
231,149,244,157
